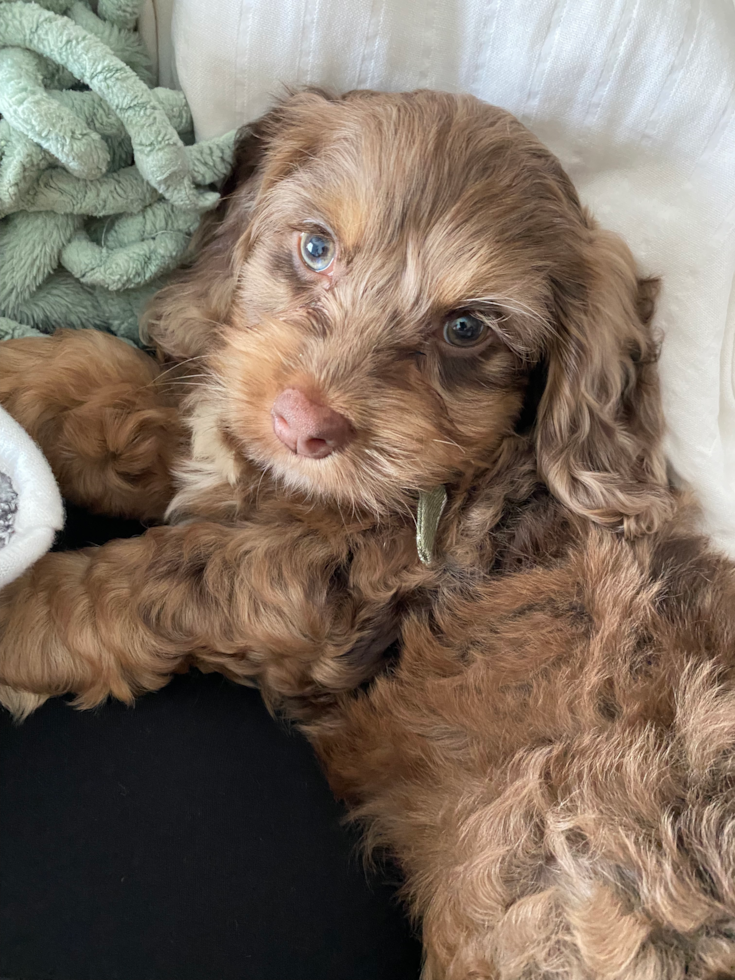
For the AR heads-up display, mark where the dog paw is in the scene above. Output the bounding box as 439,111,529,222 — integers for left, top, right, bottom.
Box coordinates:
0,684,49,722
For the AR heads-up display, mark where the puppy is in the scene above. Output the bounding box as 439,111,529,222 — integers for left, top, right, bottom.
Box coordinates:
1,90,735,978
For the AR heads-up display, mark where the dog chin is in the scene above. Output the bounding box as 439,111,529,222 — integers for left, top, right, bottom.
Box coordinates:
260,447,404,516
255,443,348,501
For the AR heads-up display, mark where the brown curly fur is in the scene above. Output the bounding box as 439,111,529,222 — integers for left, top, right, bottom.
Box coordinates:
1,90,734,978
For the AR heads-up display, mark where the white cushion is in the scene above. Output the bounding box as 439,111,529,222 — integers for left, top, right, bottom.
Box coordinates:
160,0,735,555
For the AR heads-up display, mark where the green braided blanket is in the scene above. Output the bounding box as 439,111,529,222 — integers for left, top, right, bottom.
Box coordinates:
0,0,235,345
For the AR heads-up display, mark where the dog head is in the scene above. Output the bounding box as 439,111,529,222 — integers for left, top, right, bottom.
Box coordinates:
146,90,670,534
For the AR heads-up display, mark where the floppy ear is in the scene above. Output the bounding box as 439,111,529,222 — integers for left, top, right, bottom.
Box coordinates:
141,91,334,360
536,218,672,537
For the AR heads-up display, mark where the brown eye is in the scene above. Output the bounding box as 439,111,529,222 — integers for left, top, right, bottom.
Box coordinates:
442,313,488,348
299,231,336,272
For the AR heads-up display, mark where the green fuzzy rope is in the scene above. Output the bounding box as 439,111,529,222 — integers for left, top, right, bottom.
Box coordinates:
0,0,236,344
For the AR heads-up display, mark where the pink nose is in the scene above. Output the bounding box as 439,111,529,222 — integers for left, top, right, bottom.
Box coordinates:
271,388,352,459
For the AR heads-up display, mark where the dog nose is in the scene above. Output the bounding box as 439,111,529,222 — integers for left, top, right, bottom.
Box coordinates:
271,388,352,458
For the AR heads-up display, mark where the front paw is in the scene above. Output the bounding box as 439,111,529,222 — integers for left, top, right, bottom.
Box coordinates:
0,574,48,721
0,684,49,722
0,556,80,717
0,577,42,720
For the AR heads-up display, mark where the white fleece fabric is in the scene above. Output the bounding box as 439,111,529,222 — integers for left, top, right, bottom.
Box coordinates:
0,406,63,589
145,0,735,556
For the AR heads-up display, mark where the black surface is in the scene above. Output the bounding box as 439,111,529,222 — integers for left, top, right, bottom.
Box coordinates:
0,507,421,980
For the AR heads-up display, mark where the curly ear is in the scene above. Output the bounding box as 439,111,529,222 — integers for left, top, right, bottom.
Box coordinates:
536,218,672,537
141,91,335,360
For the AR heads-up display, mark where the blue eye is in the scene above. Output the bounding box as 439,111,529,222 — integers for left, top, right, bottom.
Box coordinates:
299,231,336,272
442,313,487,348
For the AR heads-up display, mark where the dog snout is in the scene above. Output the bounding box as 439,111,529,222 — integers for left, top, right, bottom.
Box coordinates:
271,388,352,458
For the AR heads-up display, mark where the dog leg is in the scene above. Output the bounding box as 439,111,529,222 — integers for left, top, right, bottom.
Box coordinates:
0,520,382,719
0,329,183,521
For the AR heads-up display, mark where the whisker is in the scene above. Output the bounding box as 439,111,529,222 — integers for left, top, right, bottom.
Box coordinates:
255,467,268,508
171,382,228,392
146,354,212,390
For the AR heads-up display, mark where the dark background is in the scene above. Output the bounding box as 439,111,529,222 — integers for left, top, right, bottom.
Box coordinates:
0,507,422,980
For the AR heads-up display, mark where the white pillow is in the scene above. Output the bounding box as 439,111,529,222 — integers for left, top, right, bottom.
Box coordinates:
161,0,735,556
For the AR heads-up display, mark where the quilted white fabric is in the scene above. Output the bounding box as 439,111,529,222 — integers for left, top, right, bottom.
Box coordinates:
0,406,63,589
151,0,735,556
